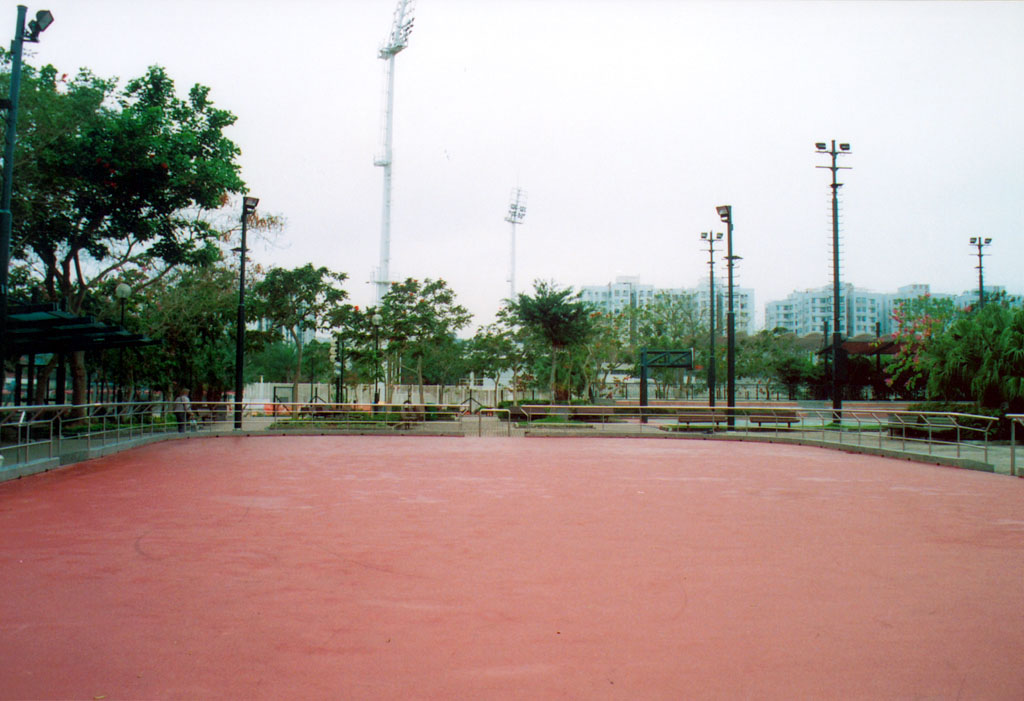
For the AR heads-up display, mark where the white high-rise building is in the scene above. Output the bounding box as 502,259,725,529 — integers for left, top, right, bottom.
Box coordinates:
762,284,1004,338
580,276,755,335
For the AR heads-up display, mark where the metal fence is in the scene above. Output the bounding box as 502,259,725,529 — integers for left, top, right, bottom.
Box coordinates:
1,401,1014,479
513,404,1001,469
0,400,514,477
1008,414,1024,478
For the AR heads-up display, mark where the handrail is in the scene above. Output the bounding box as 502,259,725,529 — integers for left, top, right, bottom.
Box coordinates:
1008,414,1024,478
0,401,1005,476
512,403,997,465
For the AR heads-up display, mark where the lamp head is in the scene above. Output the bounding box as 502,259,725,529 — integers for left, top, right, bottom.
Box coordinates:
716,232,723,240
371,312,383,326
115,282,132,300
701,232,708,240
839,143,851,151
984,238,992,245
26,10,53,41
970,237,977,244
243,196,259,213
716,205,731,223
815,142,827,151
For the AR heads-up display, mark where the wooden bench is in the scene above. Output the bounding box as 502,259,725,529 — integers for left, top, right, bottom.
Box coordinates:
887,414,959,438
748,410,799,427
676,410,727,426
570,406,616,423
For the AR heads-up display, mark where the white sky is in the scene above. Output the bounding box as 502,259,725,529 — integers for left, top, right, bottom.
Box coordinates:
15,0,1024,332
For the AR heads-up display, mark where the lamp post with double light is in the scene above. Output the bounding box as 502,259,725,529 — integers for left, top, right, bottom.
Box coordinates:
715,206,737,427
233,195,259,429
0,6,54,358
701,231,723,408
115,282,131,407
969,237,992,309
371,312,383,408
815,140,851,419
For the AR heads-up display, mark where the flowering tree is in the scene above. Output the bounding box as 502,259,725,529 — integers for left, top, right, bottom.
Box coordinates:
883,296,958,398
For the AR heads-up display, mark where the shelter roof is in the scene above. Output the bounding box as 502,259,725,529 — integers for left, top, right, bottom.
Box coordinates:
6,303,159,356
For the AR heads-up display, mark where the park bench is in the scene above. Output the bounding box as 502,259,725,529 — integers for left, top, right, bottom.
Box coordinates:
676,409,727,426
887,414,960,439
748,410,800,428
570,406,616,423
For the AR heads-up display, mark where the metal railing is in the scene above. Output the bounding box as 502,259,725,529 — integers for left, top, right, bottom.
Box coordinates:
1008,414,1024,478
0,400,515,475
512,404,999,466
0,400,1005,476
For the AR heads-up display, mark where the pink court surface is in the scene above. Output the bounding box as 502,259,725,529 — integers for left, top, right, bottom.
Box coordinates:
2,435,1024,699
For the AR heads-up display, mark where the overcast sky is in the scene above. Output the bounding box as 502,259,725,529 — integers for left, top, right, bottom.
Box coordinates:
16,0,1024,331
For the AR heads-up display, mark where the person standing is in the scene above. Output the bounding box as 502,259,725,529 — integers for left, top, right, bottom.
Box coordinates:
173,387,193,433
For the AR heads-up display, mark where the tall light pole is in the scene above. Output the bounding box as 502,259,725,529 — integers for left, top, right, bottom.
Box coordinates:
234,195,259,429
371,311,383,406
969,237,992,309
716,206,737,428
816,140,851,420
0,6,54,358
504,188,526,299
115,282,131,407
701,232,723,408
373,0,415,304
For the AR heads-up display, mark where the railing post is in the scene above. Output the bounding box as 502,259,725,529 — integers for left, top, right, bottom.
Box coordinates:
1012,422,1017,477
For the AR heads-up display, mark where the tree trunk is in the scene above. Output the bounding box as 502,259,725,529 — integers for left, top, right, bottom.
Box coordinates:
417,355,425,404
549,345,558,402
292,337,303,405
71,351,88,417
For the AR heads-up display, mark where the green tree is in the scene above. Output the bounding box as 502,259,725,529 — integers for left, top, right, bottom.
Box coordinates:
468,324,518,402
378,278,471,403
582,310,633,400
634,292,706,399
925,300,1024,409
3,58,246,402
250,264,348,401
134,263,240,397
506,280,594,401
246,340,298,384
884,296,958,399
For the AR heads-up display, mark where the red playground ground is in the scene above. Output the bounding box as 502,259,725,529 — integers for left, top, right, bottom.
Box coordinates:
2,436,1023,699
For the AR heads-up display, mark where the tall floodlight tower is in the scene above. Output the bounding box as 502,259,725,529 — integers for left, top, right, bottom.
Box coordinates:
373,0,415,304
504,188,527,298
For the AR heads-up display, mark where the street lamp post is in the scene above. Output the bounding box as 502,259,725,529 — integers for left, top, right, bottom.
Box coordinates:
115,282,131,407
969,237,992,309
371,312,383,407
715,206,737,428
0,6,54,359
233,195,259,429
816,140,851,420
701,231,723,408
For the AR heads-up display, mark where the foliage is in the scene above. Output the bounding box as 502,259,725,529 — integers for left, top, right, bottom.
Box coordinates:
249,264,348,397
130,263,240,396
505,280,595,400
631,292,706,398
885,294,1024,410
884,296,958,398
923,301,1024,409
377,278,471,402
467,324,518,395
3,57,247,402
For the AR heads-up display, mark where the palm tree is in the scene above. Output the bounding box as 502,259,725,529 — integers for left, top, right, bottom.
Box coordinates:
507,280,593,401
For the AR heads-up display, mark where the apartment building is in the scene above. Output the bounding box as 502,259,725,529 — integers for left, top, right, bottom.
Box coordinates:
764,284,1005,337
580,276,756,335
